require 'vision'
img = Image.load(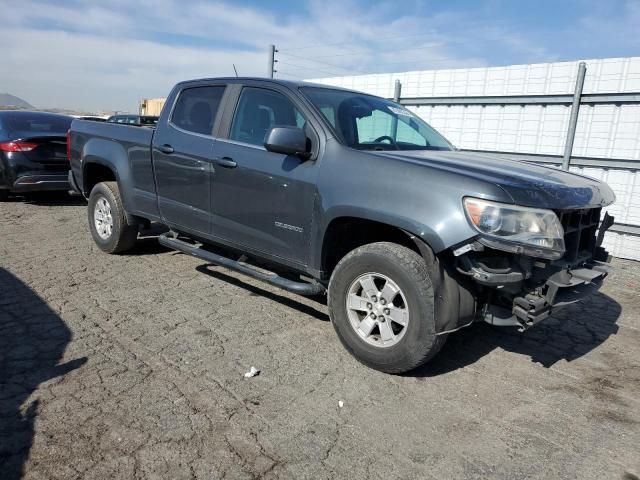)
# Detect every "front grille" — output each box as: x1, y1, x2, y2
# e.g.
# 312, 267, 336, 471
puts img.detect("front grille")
556, 208, 601, 264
